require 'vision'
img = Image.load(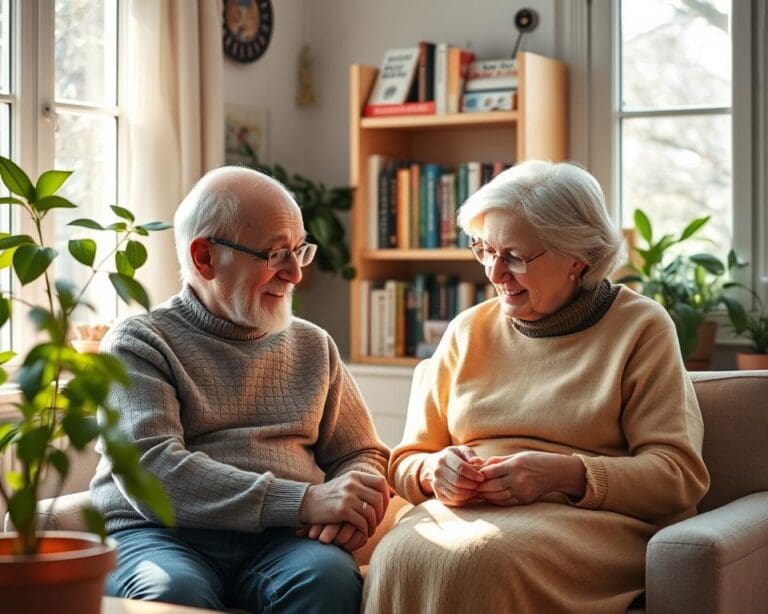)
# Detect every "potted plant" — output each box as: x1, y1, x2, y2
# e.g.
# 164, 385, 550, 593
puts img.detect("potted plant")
0, 156, 175, 613
235, 141, 356, 279
619, 209, 747, 369
727, 293, 768, 369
